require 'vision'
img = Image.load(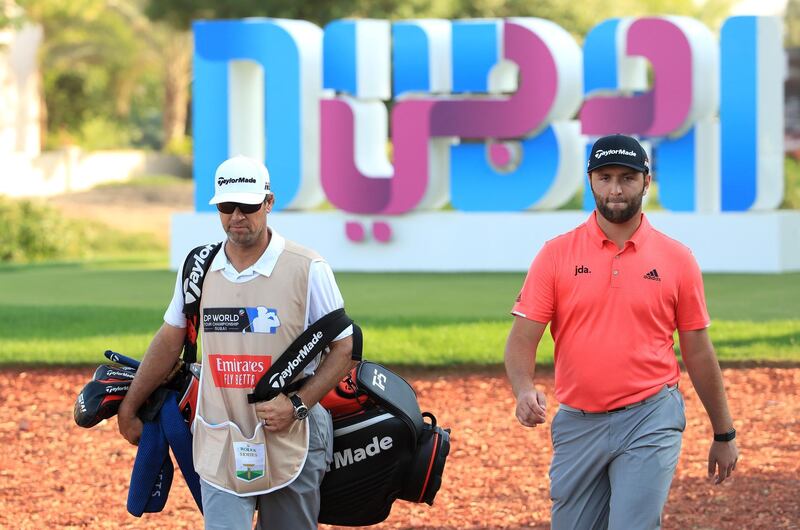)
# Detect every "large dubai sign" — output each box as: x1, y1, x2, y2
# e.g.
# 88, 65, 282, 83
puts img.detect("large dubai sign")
171, 15, 800, 272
